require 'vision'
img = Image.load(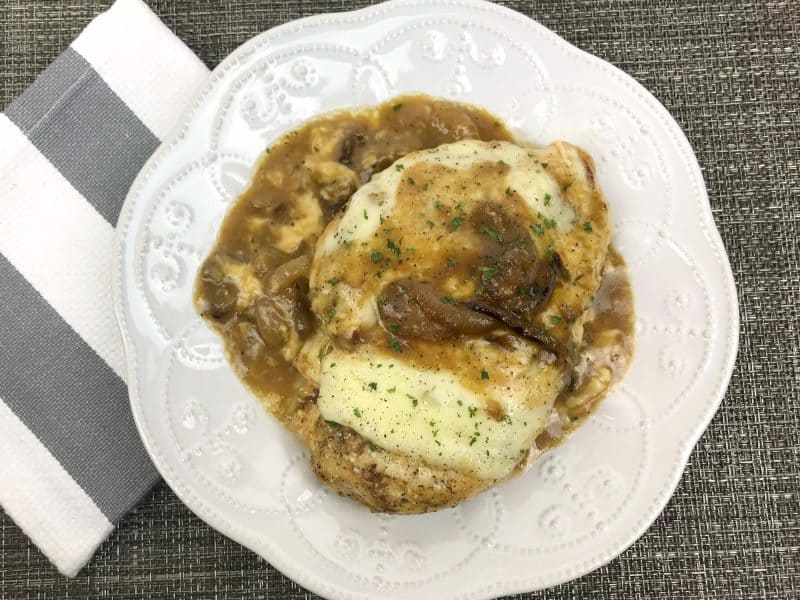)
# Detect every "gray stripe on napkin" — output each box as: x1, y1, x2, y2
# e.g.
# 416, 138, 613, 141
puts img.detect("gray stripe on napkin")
5, 48, 159, 226
0, 254, 159, 520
